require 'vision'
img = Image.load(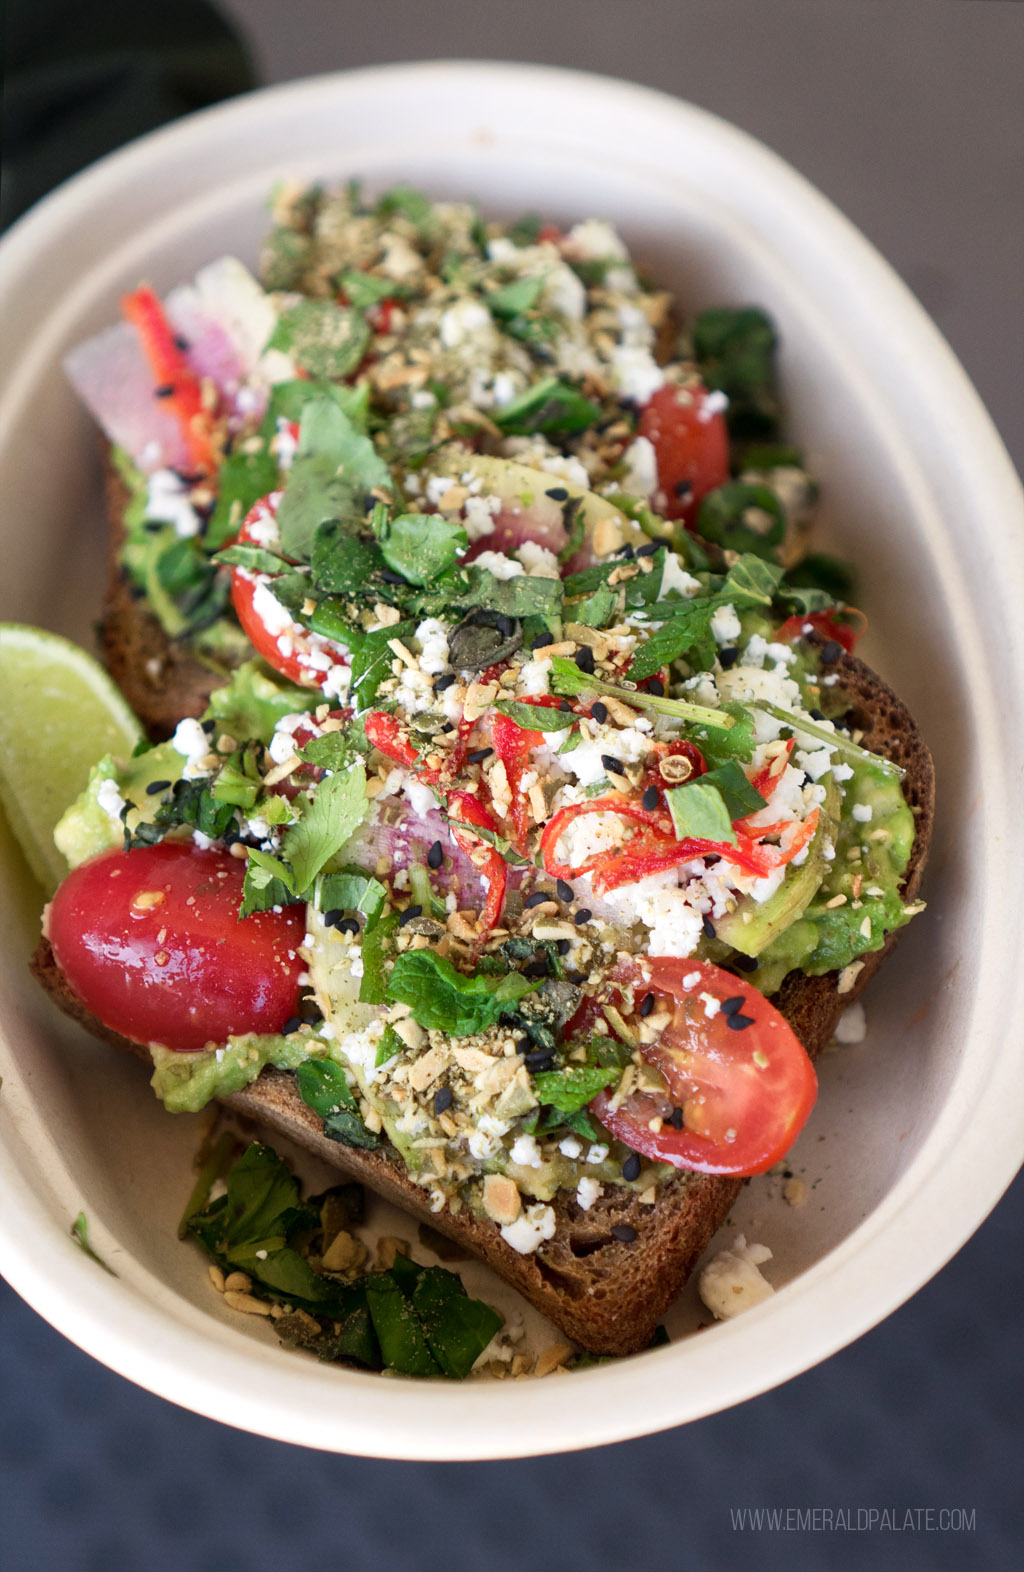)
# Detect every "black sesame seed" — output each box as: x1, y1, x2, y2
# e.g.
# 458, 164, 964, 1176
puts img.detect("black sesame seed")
524, 1047, 555, 1072
556, 938, 571, 956
718, 646, 739, 669
591, 701, 609, 724
300, 1000, 323, 1023
337, 918, 360, 937
616, 543, 635, 561
398, 904, 423, 926
559, 699, 572, 712
173, 334, 190, 352
145, 779, 171, 795
323, 908, 345, 927
574, 908, 592, 926
720, 995, 745, 1016
611, 1224, 637, 1243
467, 747, 493, 763
647, 677, 665, 696
820, 640, 842, 665
674, 479, 693, 499
702, 914, 717, 939
201, 719, 217, 735
153, 384, 175, 398
574, 646, 595, 675
439, 720, 454, 732
281, 1017, 302, 1036
532, 632, 552, 650
555, 879, 574, 903
434, 673, 456, 690
622, 1153, 641, 1182
635, 541, 660, 558
641, 785, 660, 811
809, 708, 826, 722
639, 992, 655, 1018
379, 569, 406, 585
427, 840, 444, 870
524, 890, 552, 908
725, 1012, 756, 1031
523, 960, 549, 979
732, 954, 758, 973
143, 520, 163, 533
567, 970, 586, 984
601, 754, 625, 775
545, 486, 569, 501
704, 853, 721, 866
668, 1106, 684, 1130
433, 1086, 453, 1115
